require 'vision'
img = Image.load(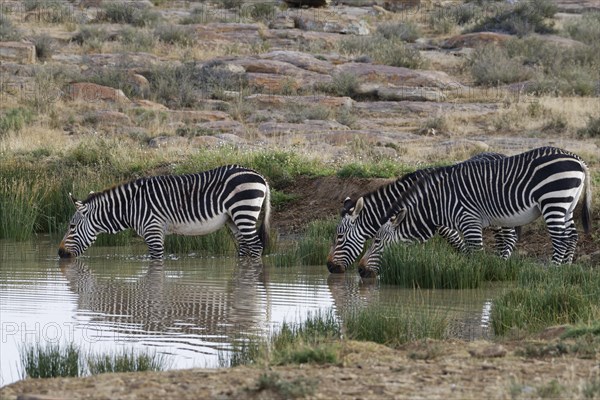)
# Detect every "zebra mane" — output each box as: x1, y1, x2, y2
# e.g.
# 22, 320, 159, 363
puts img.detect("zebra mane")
82, 177, 142, 204
382, 164, 454, 220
